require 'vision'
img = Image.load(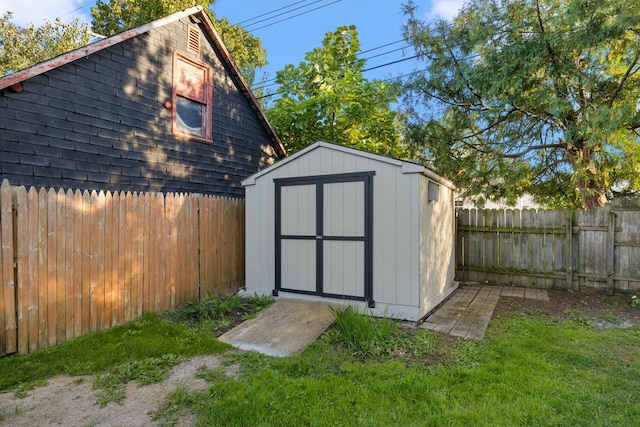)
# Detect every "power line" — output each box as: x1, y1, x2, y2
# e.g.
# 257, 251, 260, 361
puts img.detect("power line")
252, 45, 414, 90
362, 55, 419, 72
254, 56, 423, 99
359, 39, 405, 55
239, 0, 312, 25
361, 46, 411, 61
243, 0, 328, 29
56, 0, 94, 21
248, 0, 343, 32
